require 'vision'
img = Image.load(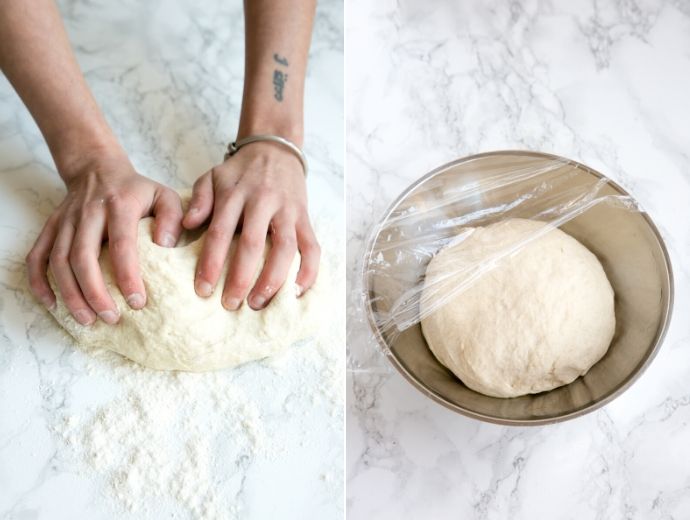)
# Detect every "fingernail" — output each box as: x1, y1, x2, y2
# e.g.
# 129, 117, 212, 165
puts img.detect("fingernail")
188, 206, 199, 214
196, 281, 213, 297
74, 309, 95, 326
250, 294, 266, 309
295, 285, 305, 297
126, 293, 145, 309
223, 297, 241, 310
161, 232, 176, 248
43, 297, 56, 311
98, 309, 120, 325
